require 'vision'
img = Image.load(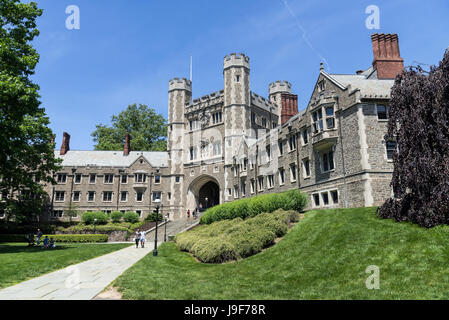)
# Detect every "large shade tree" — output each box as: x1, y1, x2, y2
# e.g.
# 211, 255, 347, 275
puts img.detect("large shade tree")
378, 49, 449, 227
0, 0, 61, 222
91, 104, 167, 151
